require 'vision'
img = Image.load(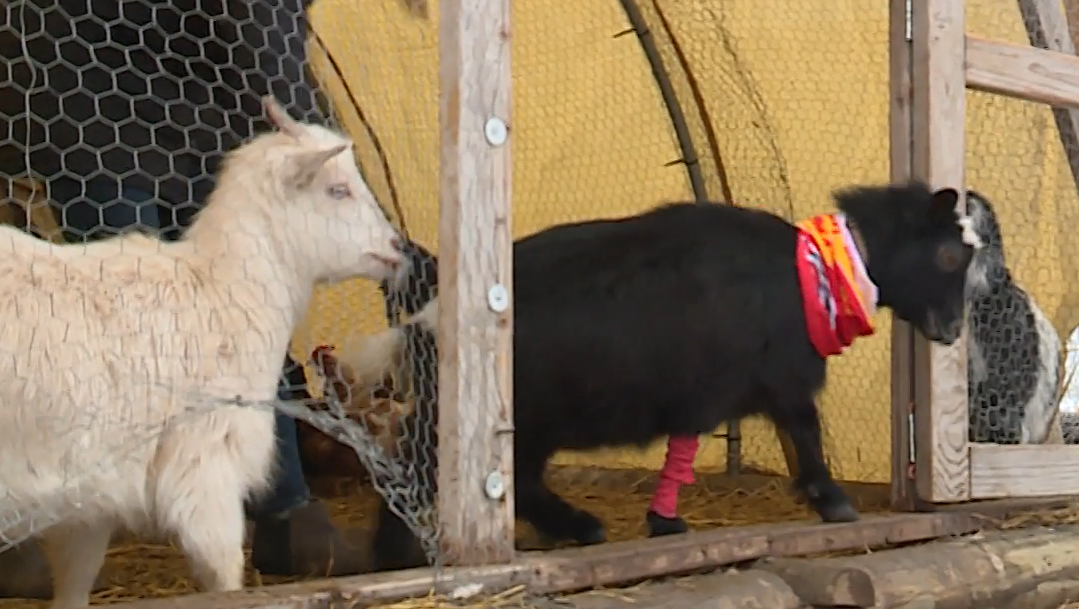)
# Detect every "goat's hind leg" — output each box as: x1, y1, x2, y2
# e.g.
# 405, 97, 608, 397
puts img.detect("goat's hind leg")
158, 473, 246, 592
771, 401, 858, 523
43, 520, 113, 609
516, 456, 605, 546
